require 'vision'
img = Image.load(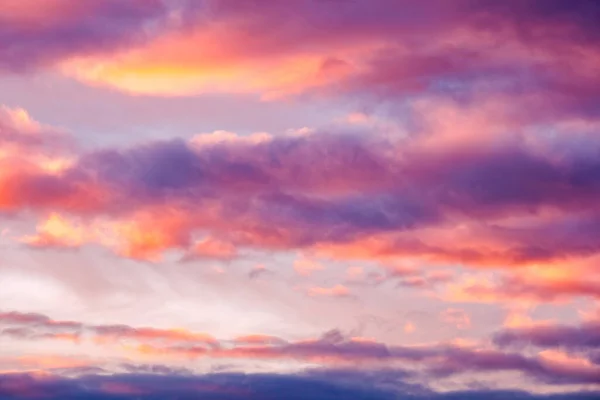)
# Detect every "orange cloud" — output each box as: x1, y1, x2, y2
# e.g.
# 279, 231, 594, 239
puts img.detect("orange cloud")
59, 24, 372, 98
446, 267, 600, 305
112, 213, 190, 261
21, 213, 87, 248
